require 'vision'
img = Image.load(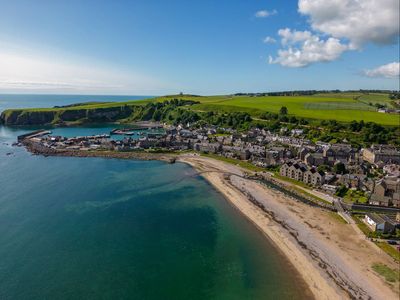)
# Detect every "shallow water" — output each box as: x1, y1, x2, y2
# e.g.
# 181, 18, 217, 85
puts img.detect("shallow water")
0, 95, 311, 299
